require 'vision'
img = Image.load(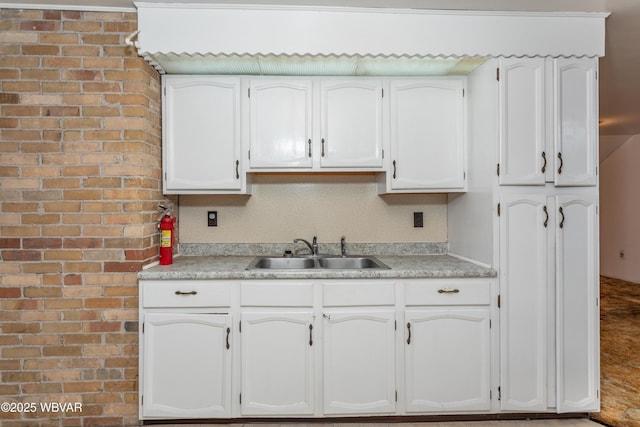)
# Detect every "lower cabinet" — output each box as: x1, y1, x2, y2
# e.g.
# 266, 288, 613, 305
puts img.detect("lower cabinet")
139, 279, 505, 420
404, 308, 491, 412
323, 310, 396, 415
141, 312, 232, 418
240, 312, 315, 415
